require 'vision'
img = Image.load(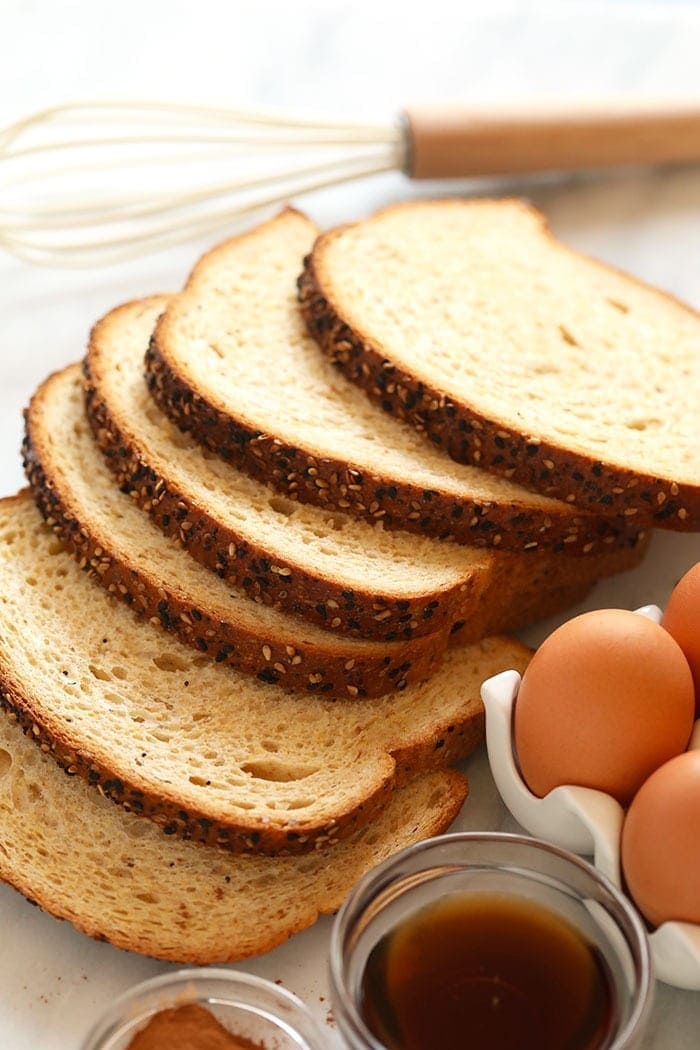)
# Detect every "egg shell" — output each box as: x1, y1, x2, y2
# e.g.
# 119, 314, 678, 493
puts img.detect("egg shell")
514, 608, 695, 807
663, 562, 700, 715
621, 751, 700, 927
